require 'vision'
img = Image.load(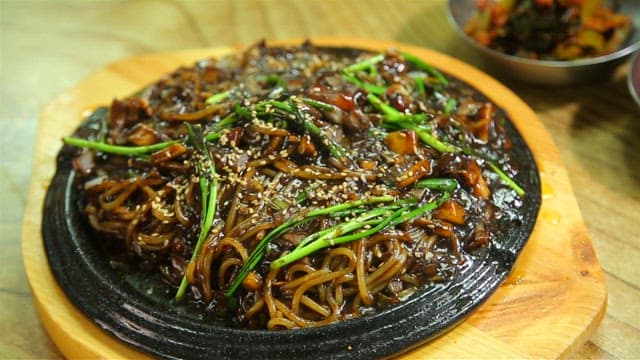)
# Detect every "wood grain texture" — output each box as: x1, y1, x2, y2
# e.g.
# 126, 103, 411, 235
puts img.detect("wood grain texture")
3, 0, 639, 358
22, 38, 606, 359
